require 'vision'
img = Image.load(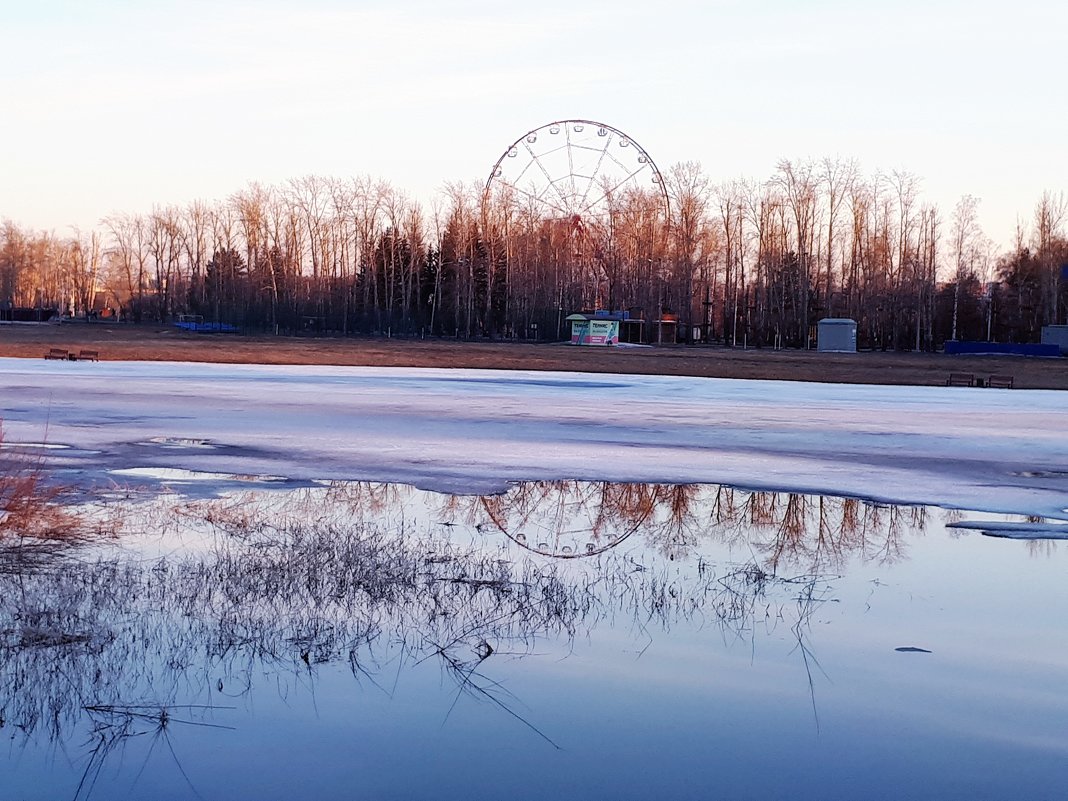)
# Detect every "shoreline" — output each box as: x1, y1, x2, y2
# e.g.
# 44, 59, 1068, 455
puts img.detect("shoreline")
1, 321, 1067, 389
